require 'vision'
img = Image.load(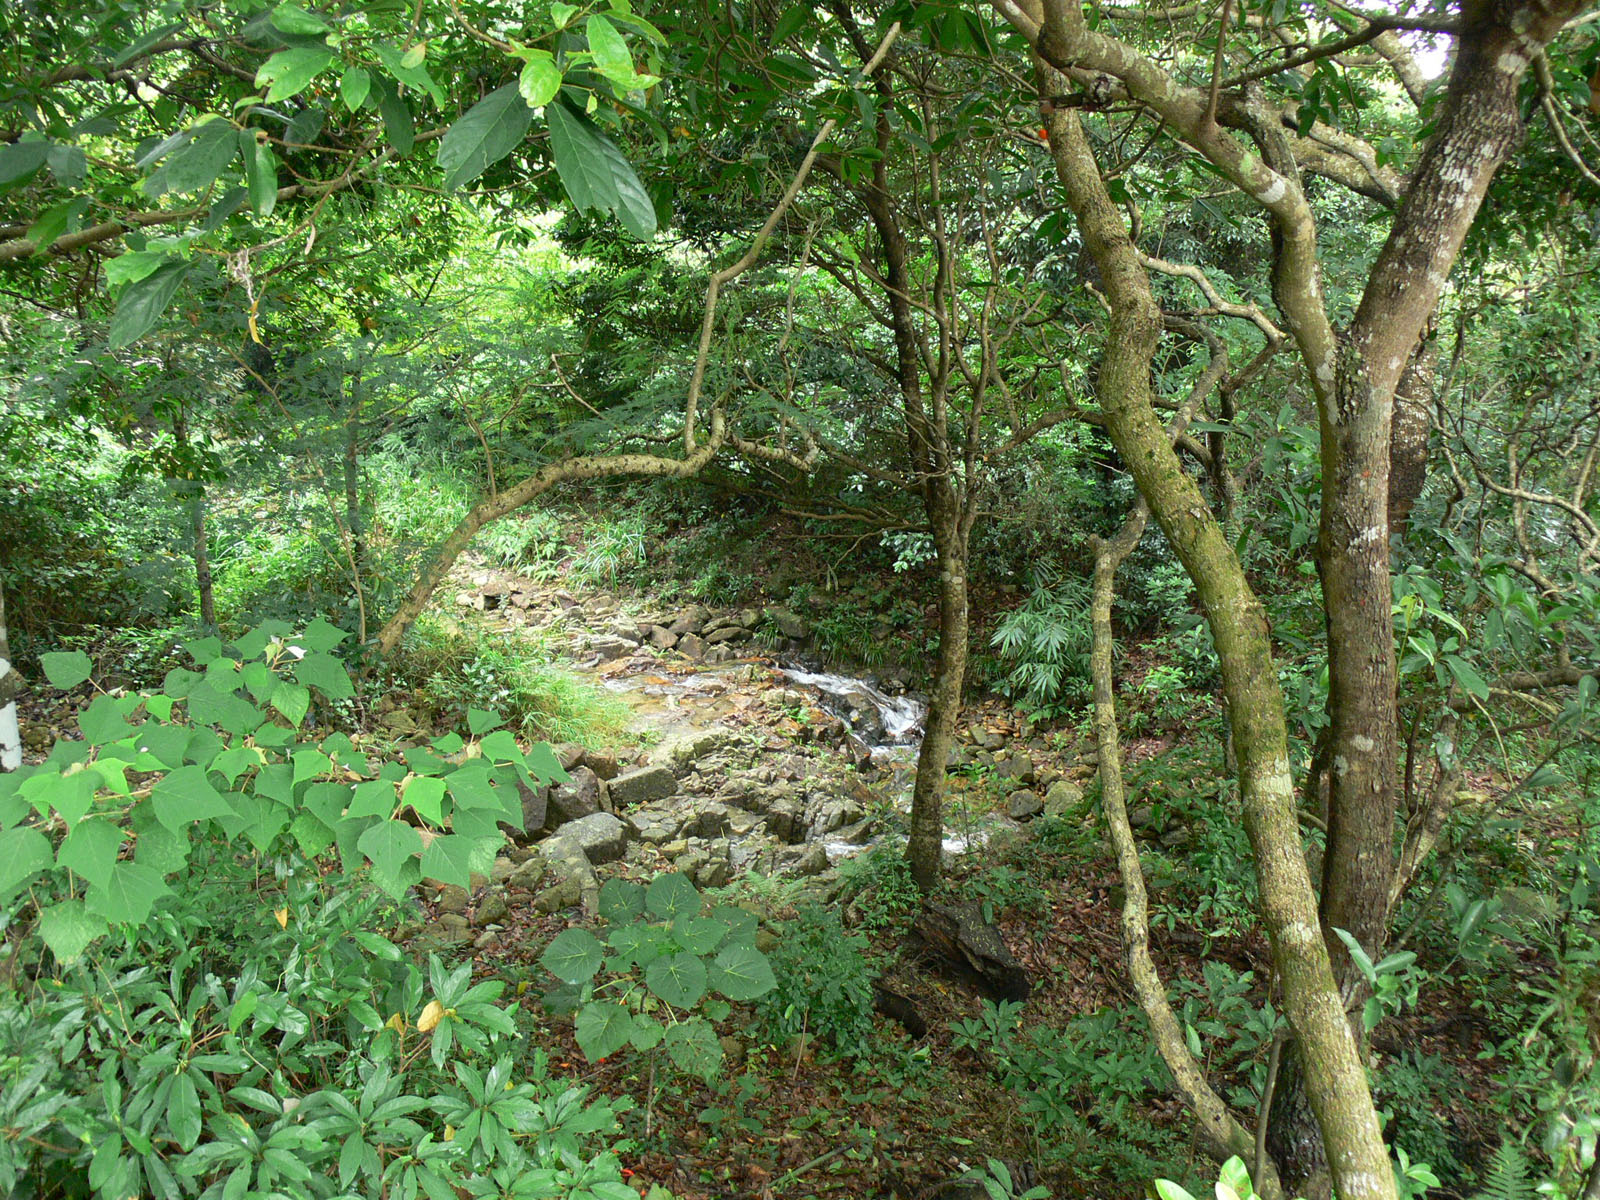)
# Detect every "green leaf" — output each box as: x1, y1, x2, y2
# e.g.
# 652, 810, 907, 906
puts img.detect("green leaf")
599, 877, 645, 922
645, 952, 707, 1009
466, 708, 502, 736
663, 1017, 721, 1080
357, 820, 423, 895
272, 680, 311, 727
1331, 927, 1377, 985
645, 872, 701, 921
1153, 1183, 1198, 1200
630, 1019, 664, 1051
419, 834, 478, 887
585, 15, 635, 85
1218, 1158, 1252, 1197
152, 764, 234, 831
541, 928, 604, 984
1443, 654, 1490, 701
270, 3, 330, 35
518, 55, 562, 108
145, 119, 237, 197
86, 862, 172, 926
170, 1074, 202, 1150
551, 2, 578, 27
240, 131, 279, 217
437, 84, 532, 190
375, 80, 415, 155
0, 138, 50, 187
1524, 762, 1564, 789
109, 260, 191, 348
574, 1001, 635, 1061
293, 618, 349, 653
39, 899, 108, 964
403, 775, 446, 824
340, 66, 372, 111
672, 914, 729, 955
294, 650, 354, 700
79, 695, 131, 744
709, 943, 776, 1000
23, 769, 97, 825
373, 43, 444, 106
0, 826, 52, 899
41, 650, 94, 689
256, 47, 336, 104
27, 197, 88, 252
58, 818, 124, 889
545, 101, 657, 239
